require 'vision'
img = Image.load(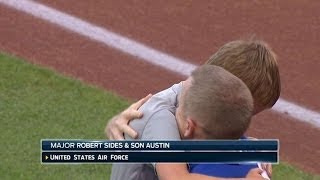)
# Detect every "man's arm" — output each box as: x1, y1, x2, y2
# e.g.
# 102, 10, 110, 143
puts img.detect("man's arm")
156, 163, 266, 180
105, 94, 152, 140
